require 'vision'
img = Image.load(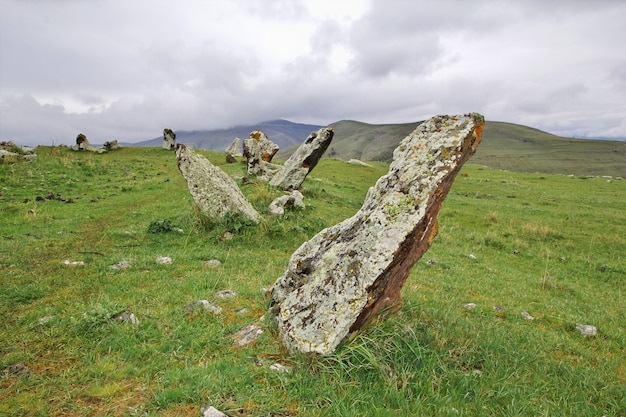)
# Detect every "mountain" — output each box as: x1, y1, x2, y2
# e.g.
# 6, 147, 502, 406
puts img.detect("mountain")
130, 119, 324, 151
131, 118, 625, 178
